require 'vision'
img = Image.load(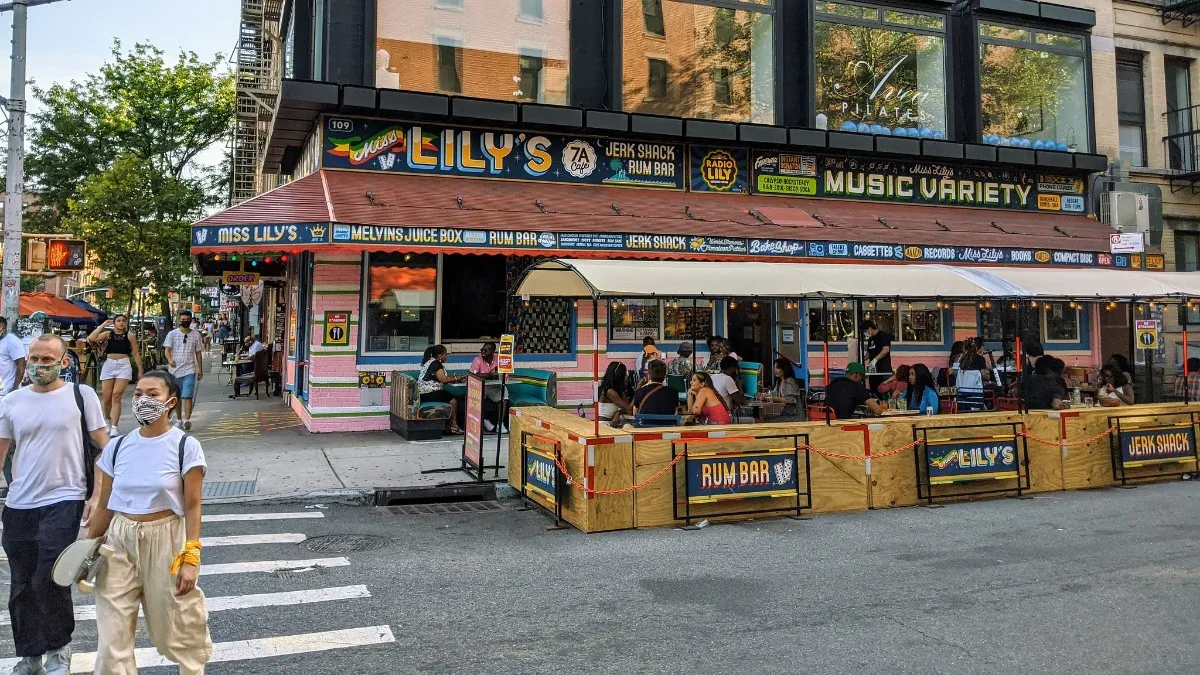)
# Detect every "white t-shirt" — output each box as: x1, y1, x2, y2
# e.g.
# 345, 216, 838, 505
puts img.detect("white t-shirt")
163, 328, 202, 377
0, 383, 105, 509
708, 372, 741, 409
247, 340, 265, 357
97, 427, 206, 517
0, 333, 26, 396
